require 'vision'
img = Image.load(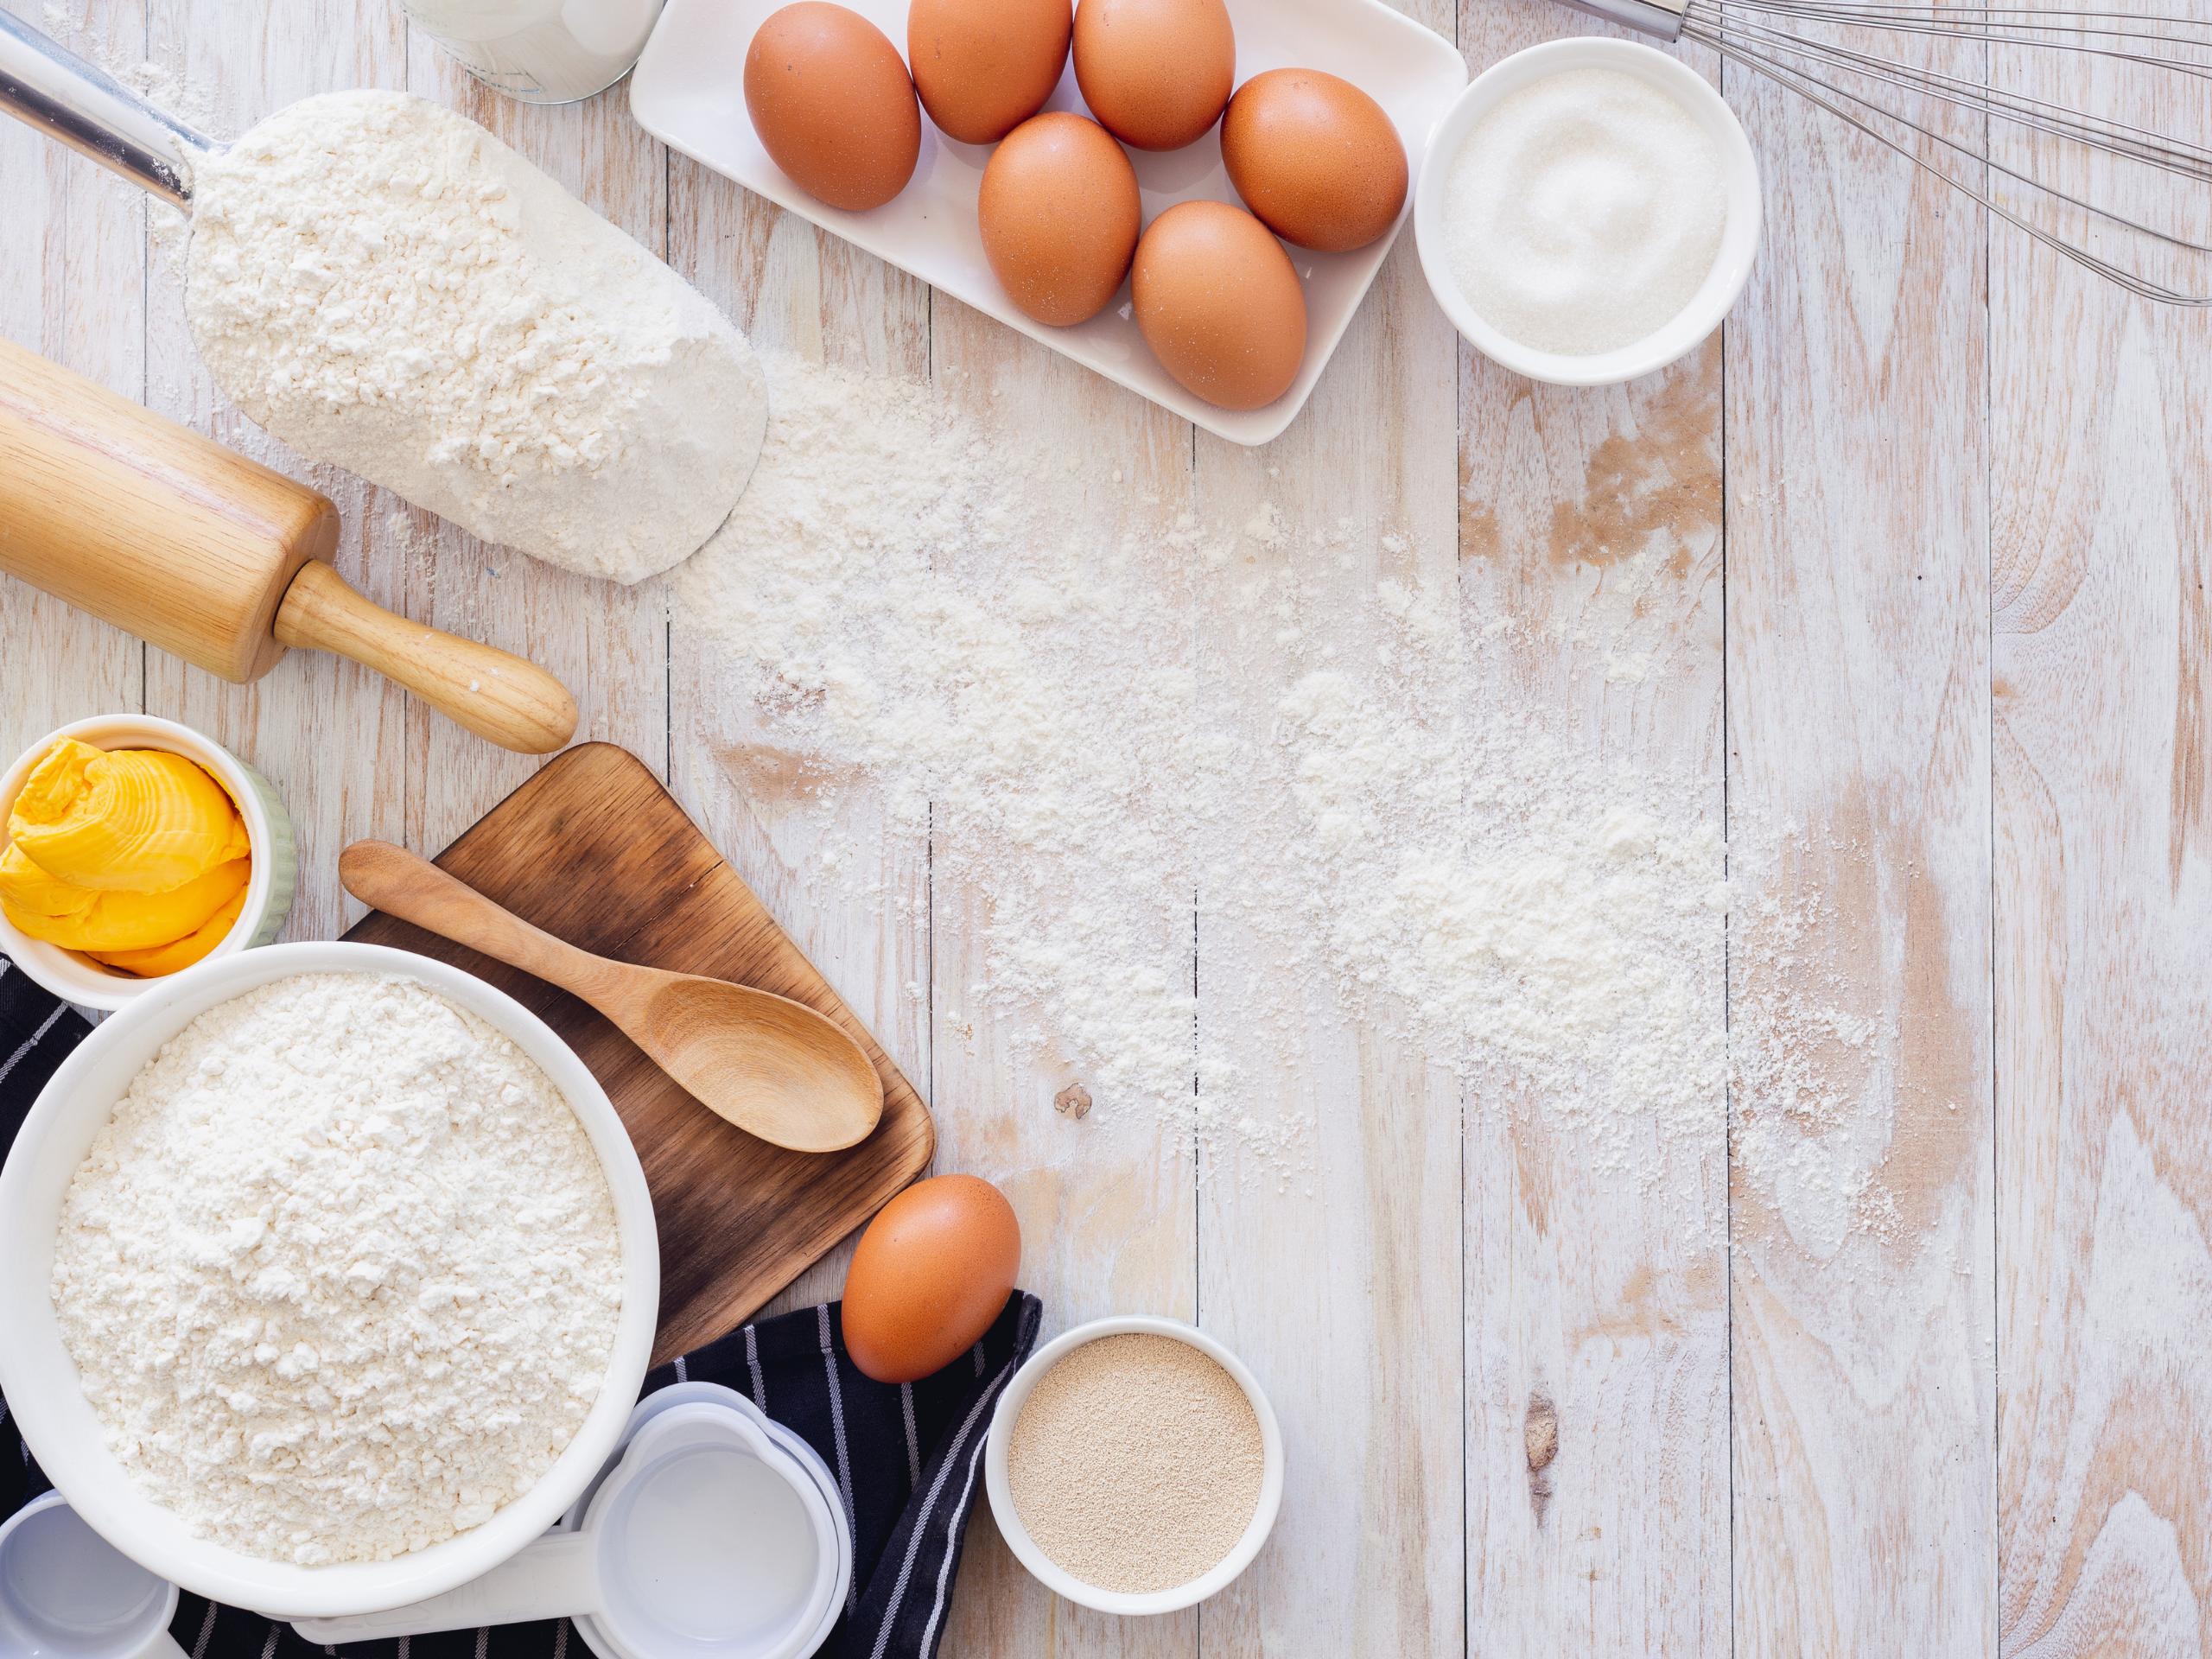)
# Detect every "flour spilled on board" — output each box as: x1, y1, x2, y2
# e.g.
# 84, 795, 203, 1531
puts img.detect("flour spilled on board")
676, 355, 1870, 1217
